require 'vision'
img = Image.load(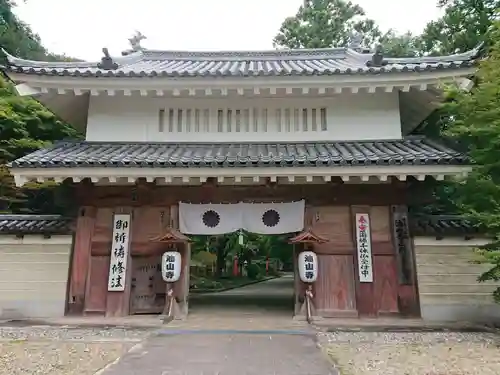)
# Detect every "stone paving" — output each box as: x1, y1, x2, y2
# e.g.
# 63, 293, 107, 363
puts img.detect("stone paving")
100, 331, 334, 375
100, 275, 335, 374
